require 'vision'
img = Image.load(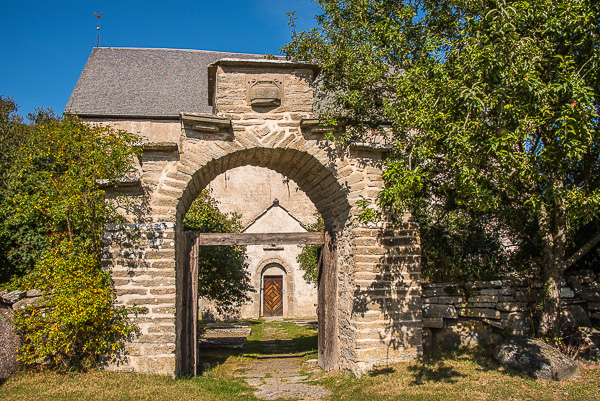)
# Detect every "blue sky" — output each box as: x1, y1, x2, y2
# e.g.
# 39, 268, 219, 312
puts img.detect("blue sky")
0, 0, 319, 118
